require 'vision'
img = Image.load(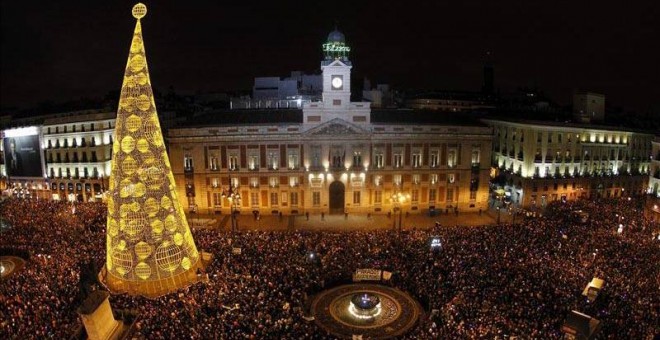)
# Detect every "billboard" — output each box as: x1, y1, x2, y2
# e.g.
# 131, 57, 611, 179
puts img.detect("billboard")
3, 127, 45, 178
